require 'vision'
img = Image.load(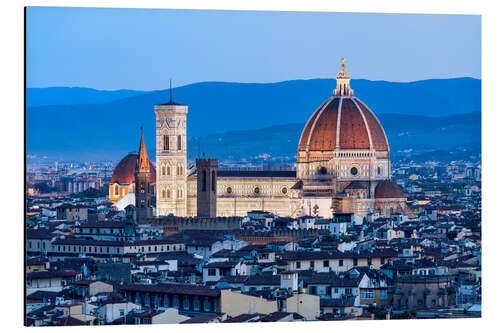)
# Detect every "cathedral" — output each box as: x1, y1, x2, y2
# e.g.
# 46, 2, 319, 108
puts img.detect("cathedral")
111, 59, 407, 219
